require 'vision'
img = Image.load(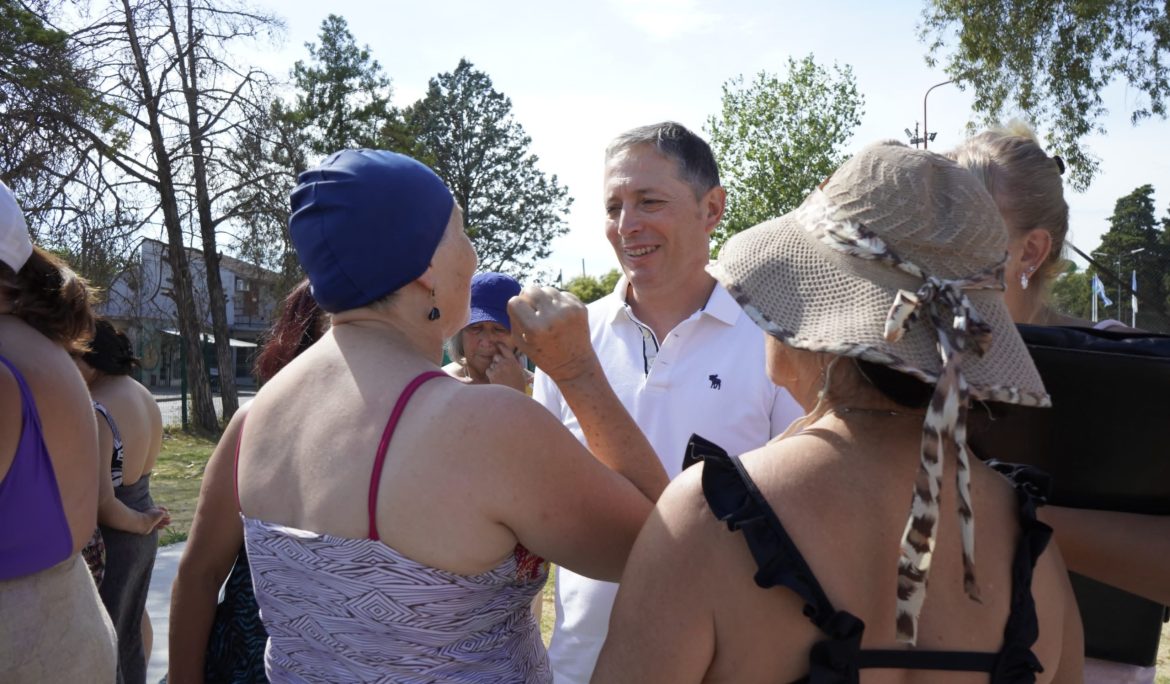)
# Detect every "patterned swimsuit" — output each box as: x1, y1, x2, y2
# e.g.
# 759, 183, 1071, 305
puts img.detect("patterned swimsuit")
239, 371, 550, 683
